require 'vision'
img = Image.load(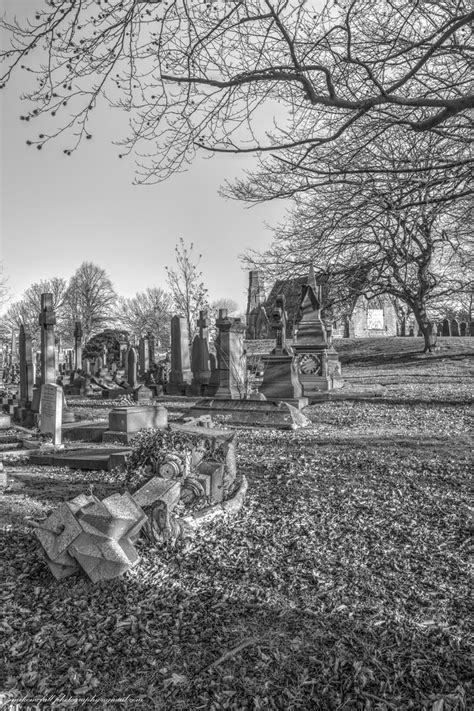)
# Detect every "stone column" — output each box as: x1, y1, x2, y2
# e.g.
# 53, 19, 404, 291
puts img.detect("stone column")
148, 332, 156, 366
213, 310, 247, 399
74, 322, 83, 370
167, 316, 192, 395
11, 331, 18, 365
